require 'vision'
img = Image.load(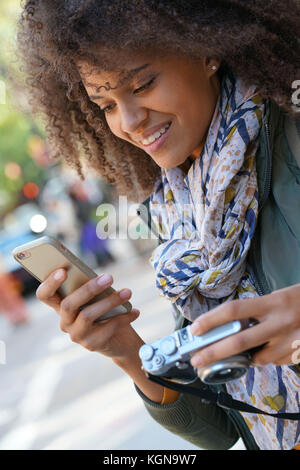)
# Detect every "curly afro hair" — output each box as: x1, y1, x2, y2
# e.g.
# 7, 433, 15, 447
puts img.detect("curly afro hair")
16, 0, 300, 202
